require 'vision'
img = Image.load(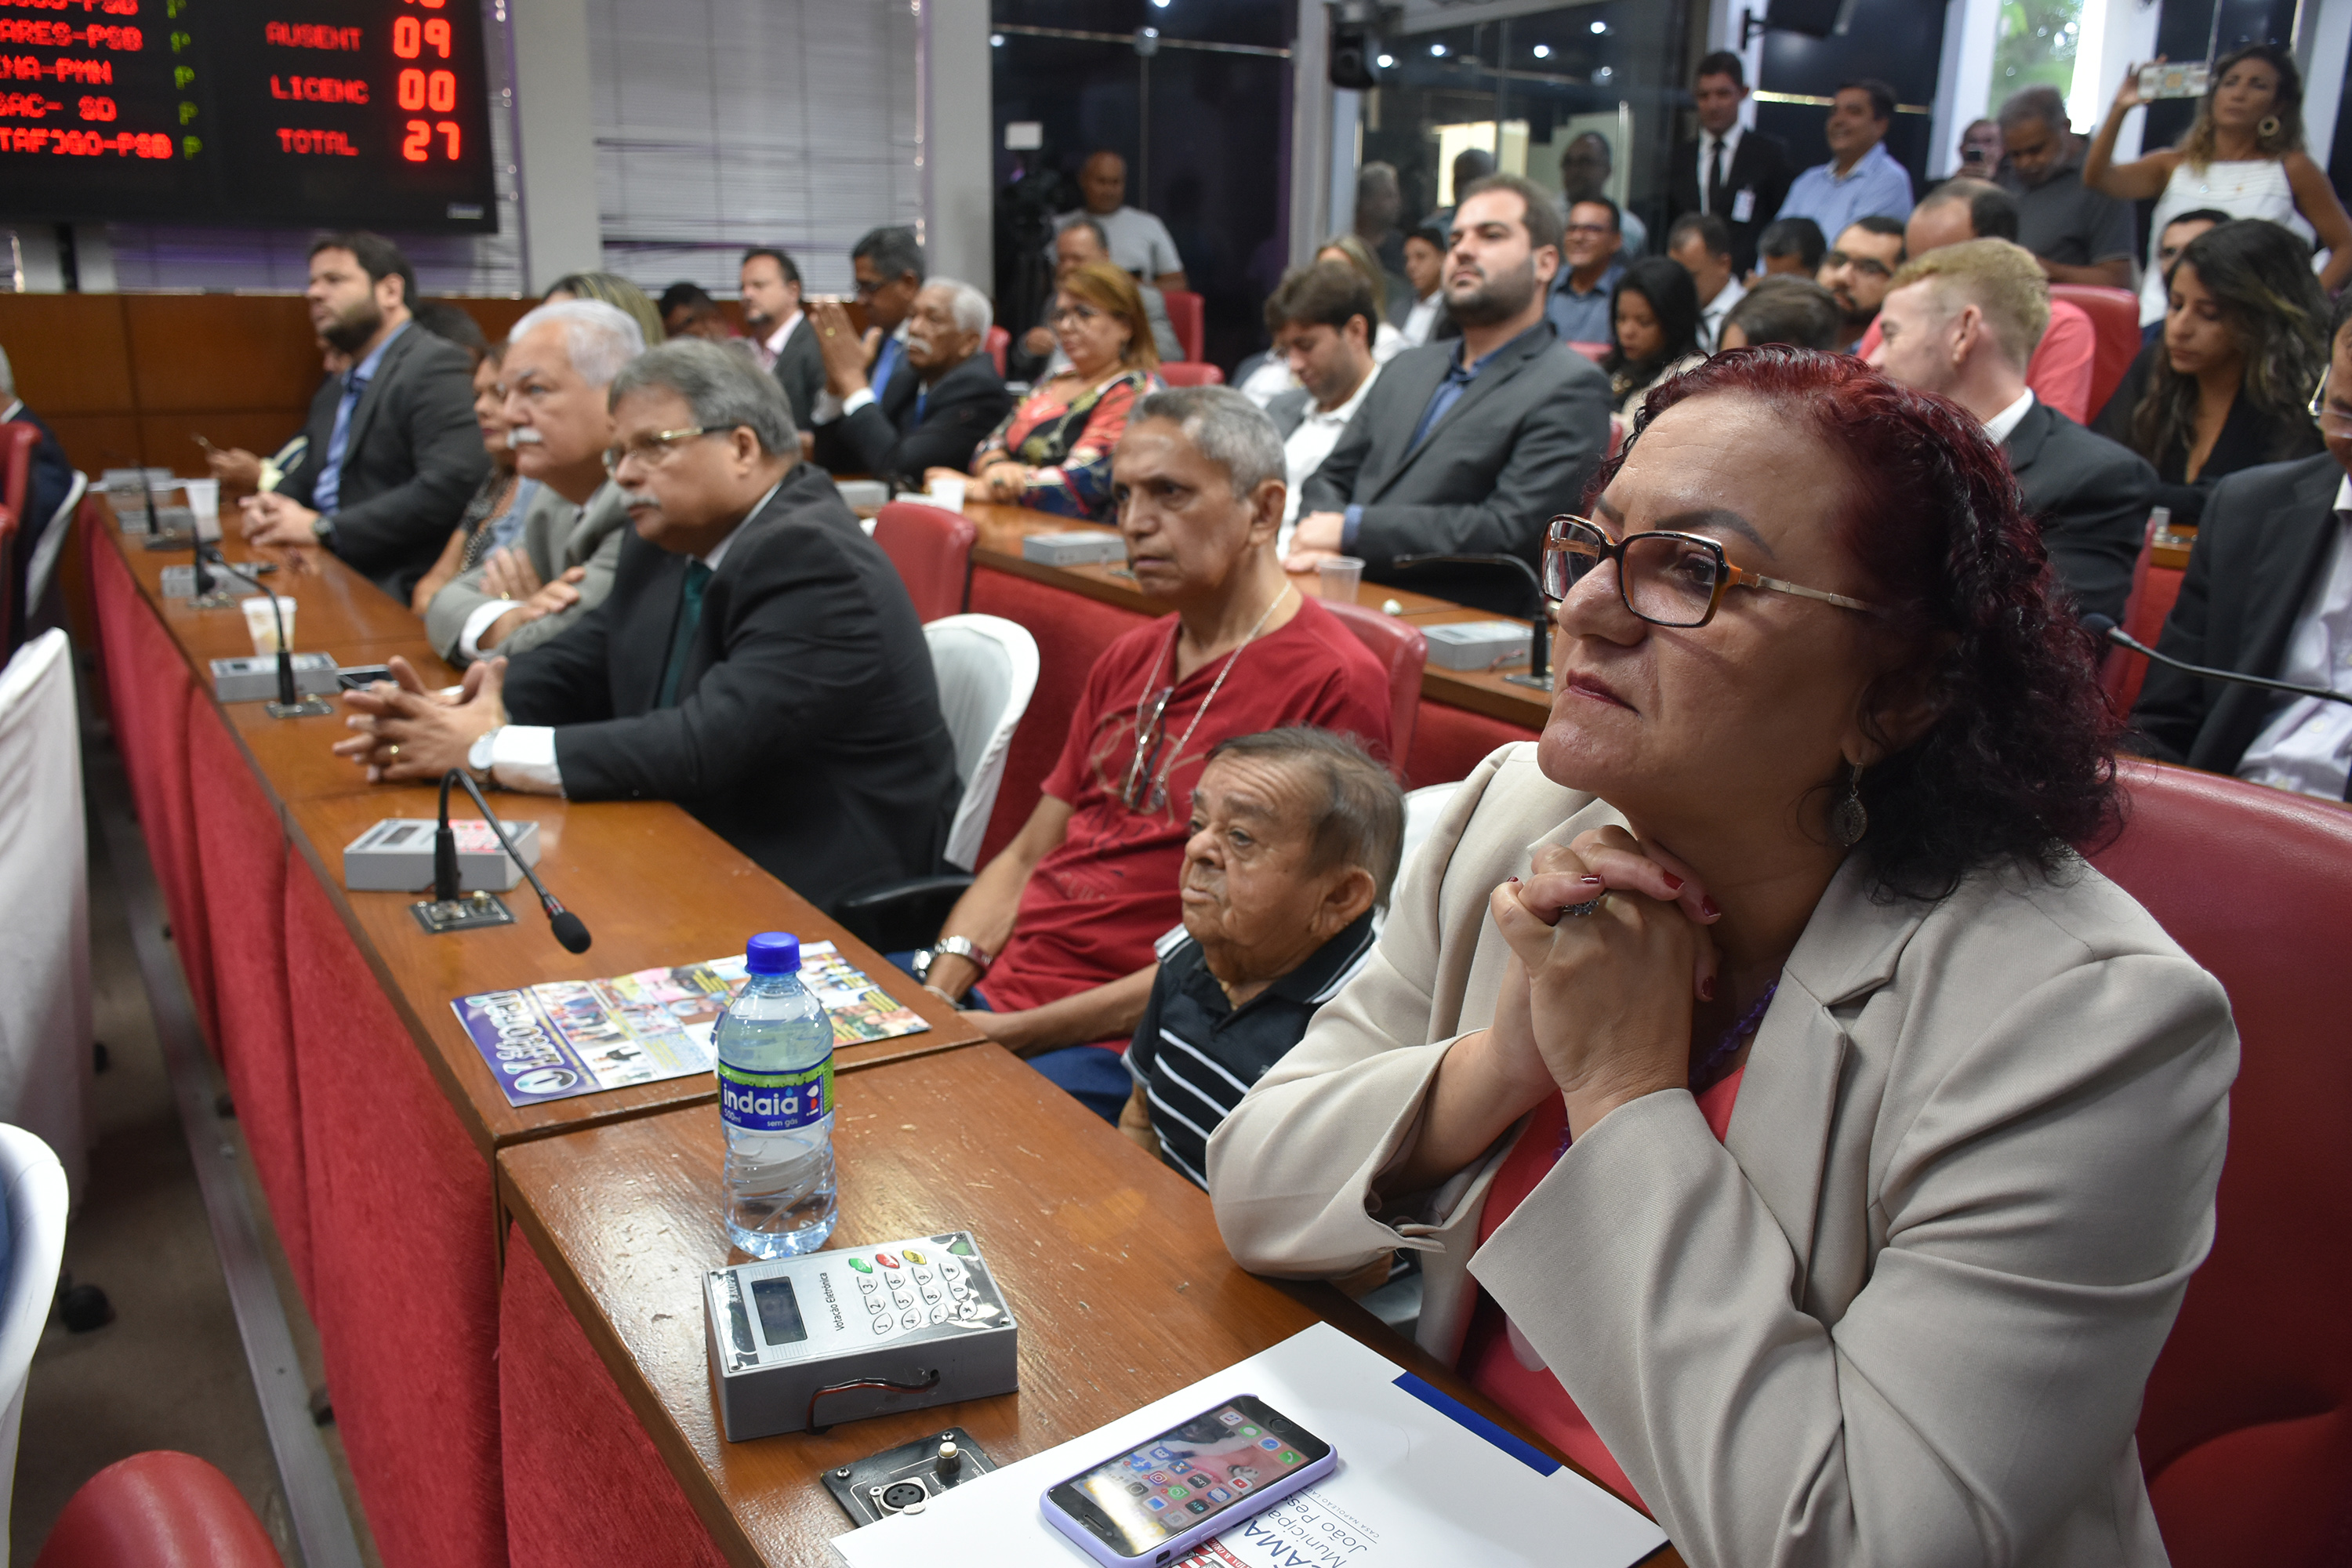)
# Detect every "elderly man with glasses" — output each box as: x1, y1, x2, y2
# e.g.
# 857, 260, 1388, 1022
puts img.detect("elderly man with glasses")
333, 338, 962, 911
909, 386, 1395, 1120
